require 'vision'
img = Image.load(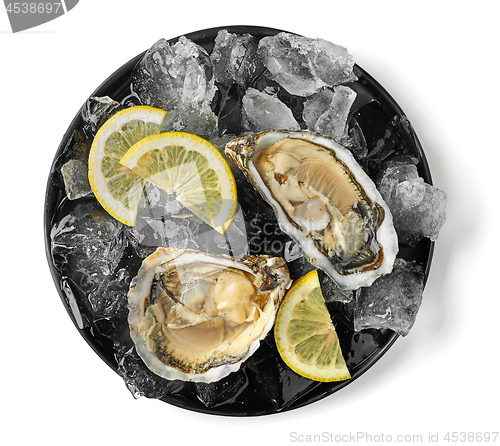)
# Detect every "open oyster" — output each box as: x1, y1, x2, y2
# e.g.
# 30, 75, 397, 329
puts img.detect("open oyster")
225, 130, 398, 290
127, 247, 291, 382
